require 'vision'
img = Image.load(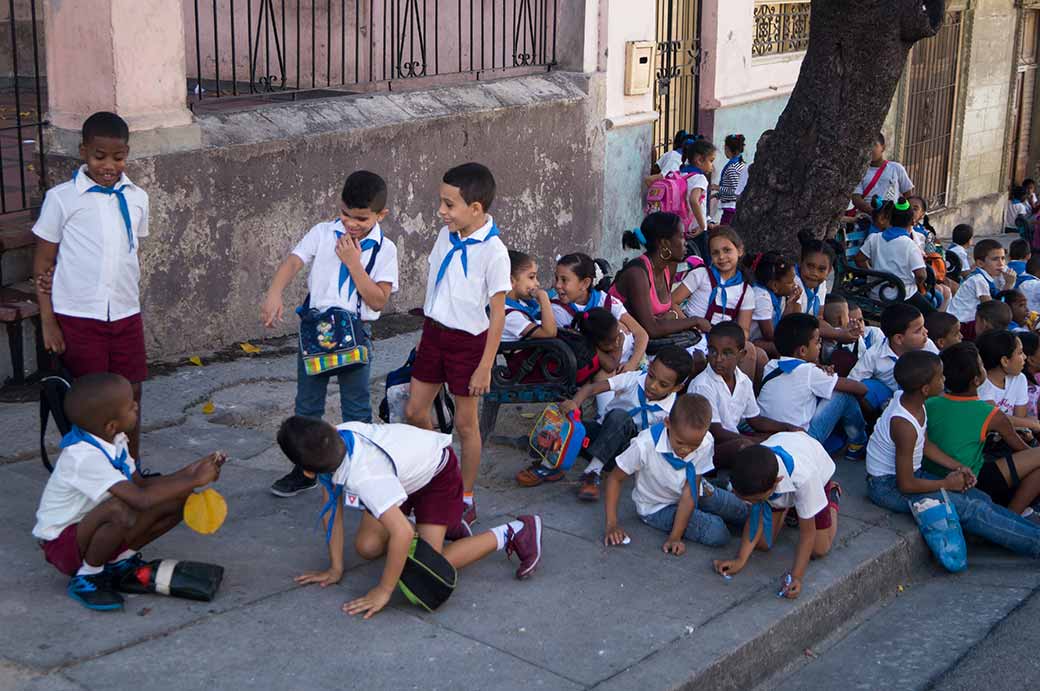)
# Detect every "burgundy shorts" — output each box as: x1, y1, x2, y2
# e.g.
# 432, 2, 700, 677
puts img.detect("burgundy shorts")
813, 501, 834, 530
401, 448, 464, 528
40, 523, 83, 576
56, 313, 148, 384
411, 319, 488, 397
